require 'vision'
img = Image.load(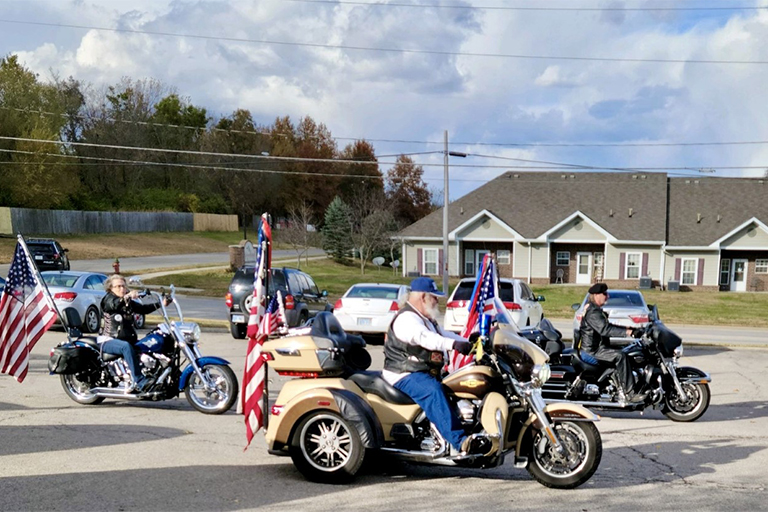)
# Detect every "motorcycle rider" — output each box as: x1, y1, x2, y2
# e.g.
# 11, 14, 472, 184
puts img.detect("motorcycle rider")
382, 277, 486, 455
99, 275, 171, 392
578, 282, 643, 404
